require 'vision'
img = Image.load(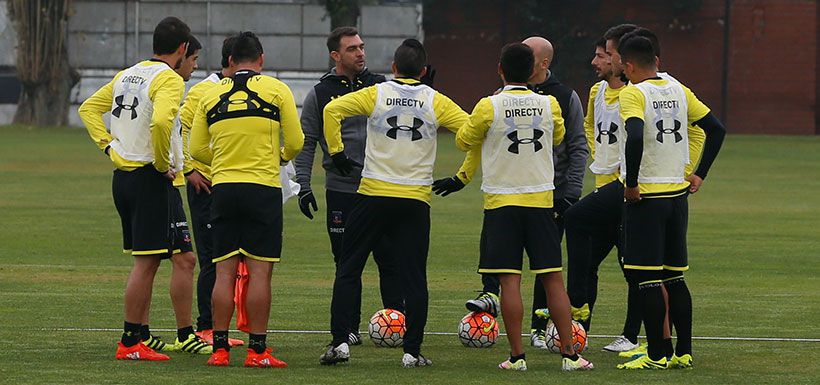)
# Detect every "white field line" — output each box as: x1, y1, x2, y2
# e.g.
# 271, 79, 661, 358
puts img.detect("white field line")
42, 327, 820, 343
